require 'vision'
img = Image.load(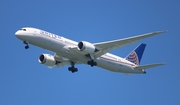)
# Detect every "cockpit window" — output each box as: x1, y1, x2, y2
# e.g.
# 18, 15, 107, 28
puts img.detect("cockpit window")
19, 28, 26, 31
